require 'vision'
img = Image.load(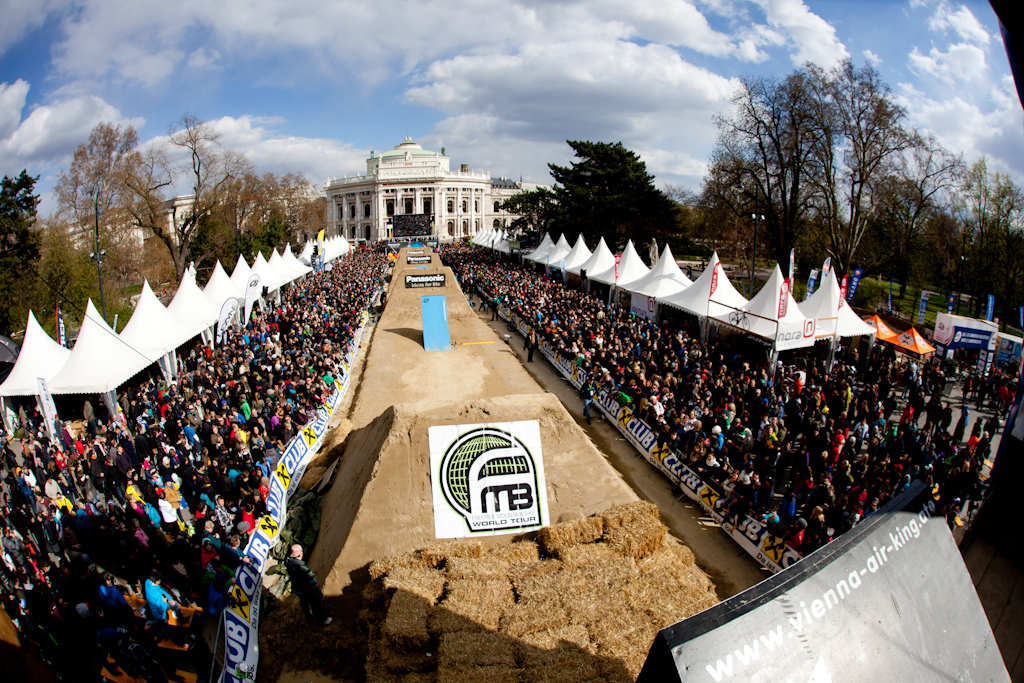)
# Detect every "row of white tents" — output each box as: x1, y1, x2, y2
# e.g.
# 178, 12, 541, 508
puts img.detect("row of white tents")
472, 229, 875, 364
0, 236, 352, 427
